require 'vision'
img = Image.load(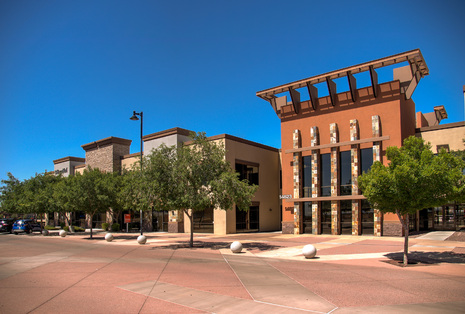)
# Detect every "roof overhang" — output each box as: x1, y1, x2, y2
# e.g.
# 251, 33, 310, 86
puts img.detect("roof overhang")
257, 49, 429, 115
